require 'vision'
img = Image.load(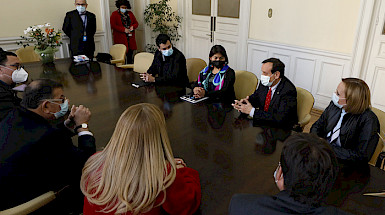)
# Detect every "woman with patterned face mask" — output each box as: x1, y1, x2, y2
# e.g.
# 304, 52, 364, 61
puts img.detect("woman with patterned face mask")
311, 78, 380, 167
192, 45, 235, 104
110, 0, 139, 64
